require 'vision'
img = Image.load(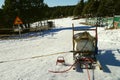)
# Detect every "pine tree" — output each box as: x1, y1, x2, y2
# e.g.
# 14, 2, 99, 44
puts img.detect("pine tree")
0, 9, 4, 27
114, 0, 120, 15
2, 0, 17, 27
73, 0, 84, 16
2, 0, 48, 28
82, 0, 100, 17
82, 0, 90, 15
89, 0, 100, 16
97, 0, 114, 16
